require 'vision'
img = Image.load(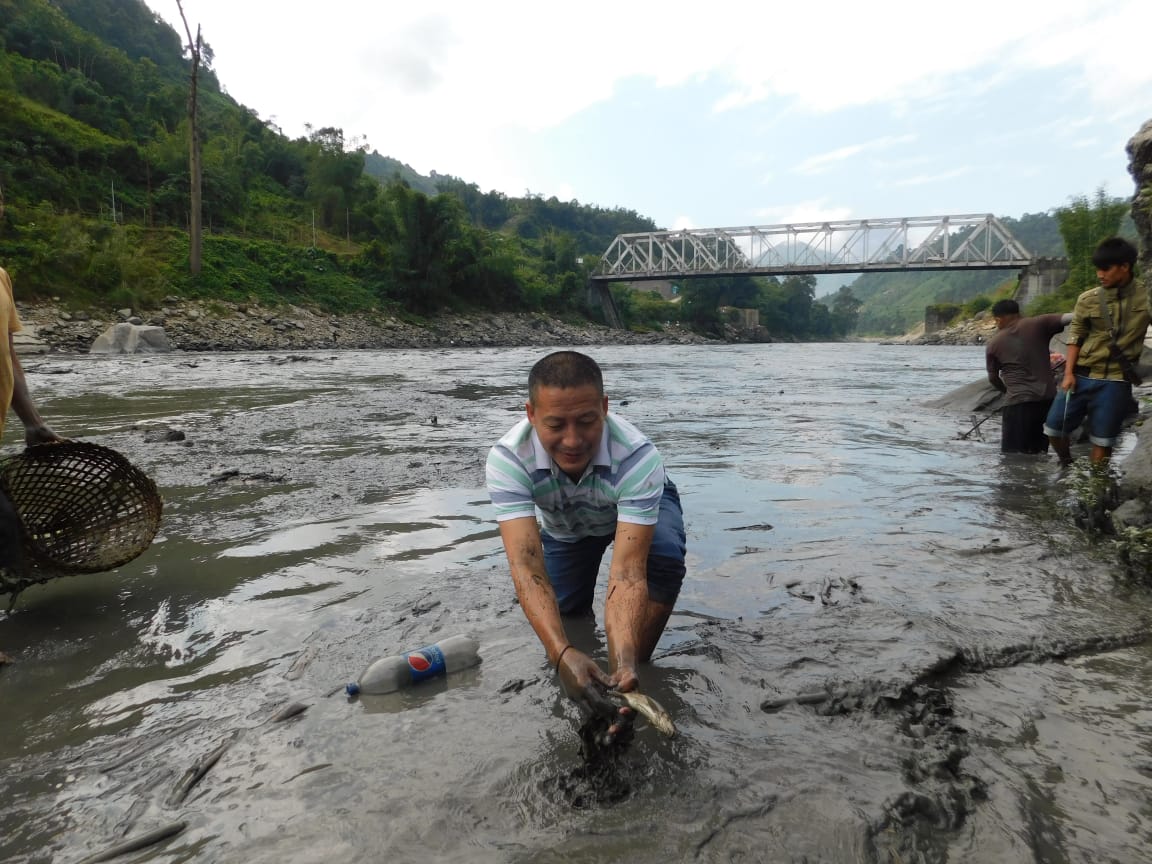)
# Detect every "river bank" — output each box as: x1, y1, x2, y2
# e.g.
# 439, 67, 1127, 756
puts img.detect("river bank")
12, 297, 714, 354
